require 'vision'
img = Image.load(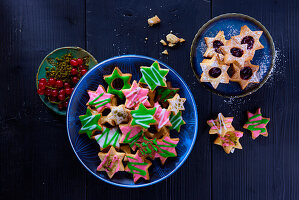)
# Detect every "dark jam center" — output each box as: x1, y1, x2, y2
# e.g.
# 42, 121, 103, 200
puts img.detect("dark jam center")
148, 125, 157, 133
240, 67, 253, 80
230, 48, 244, 57
213, 40, 224, 53
241, 36, 255, 50
112, 78, 124, 90
227, 64, 235, 78
209, 67, 222, 78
